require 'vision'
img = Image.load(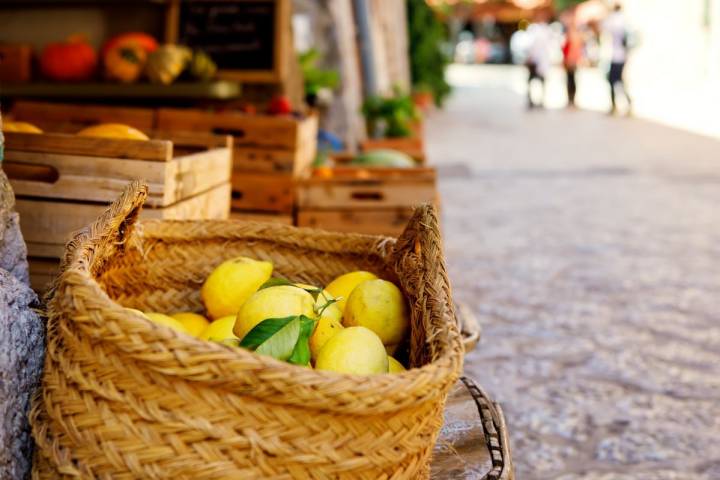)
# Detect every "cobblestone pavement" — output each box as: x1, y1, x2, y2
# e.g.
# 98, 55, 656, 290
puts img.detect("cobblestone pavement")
427, 65, 720, 479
